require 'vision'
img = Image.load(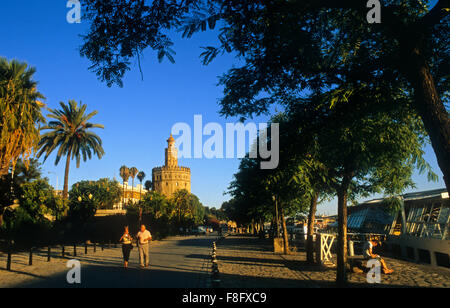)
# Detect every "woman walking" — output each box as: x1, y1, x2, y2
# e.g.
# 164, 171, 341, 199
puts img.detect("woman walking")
119, 226, 133, 268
